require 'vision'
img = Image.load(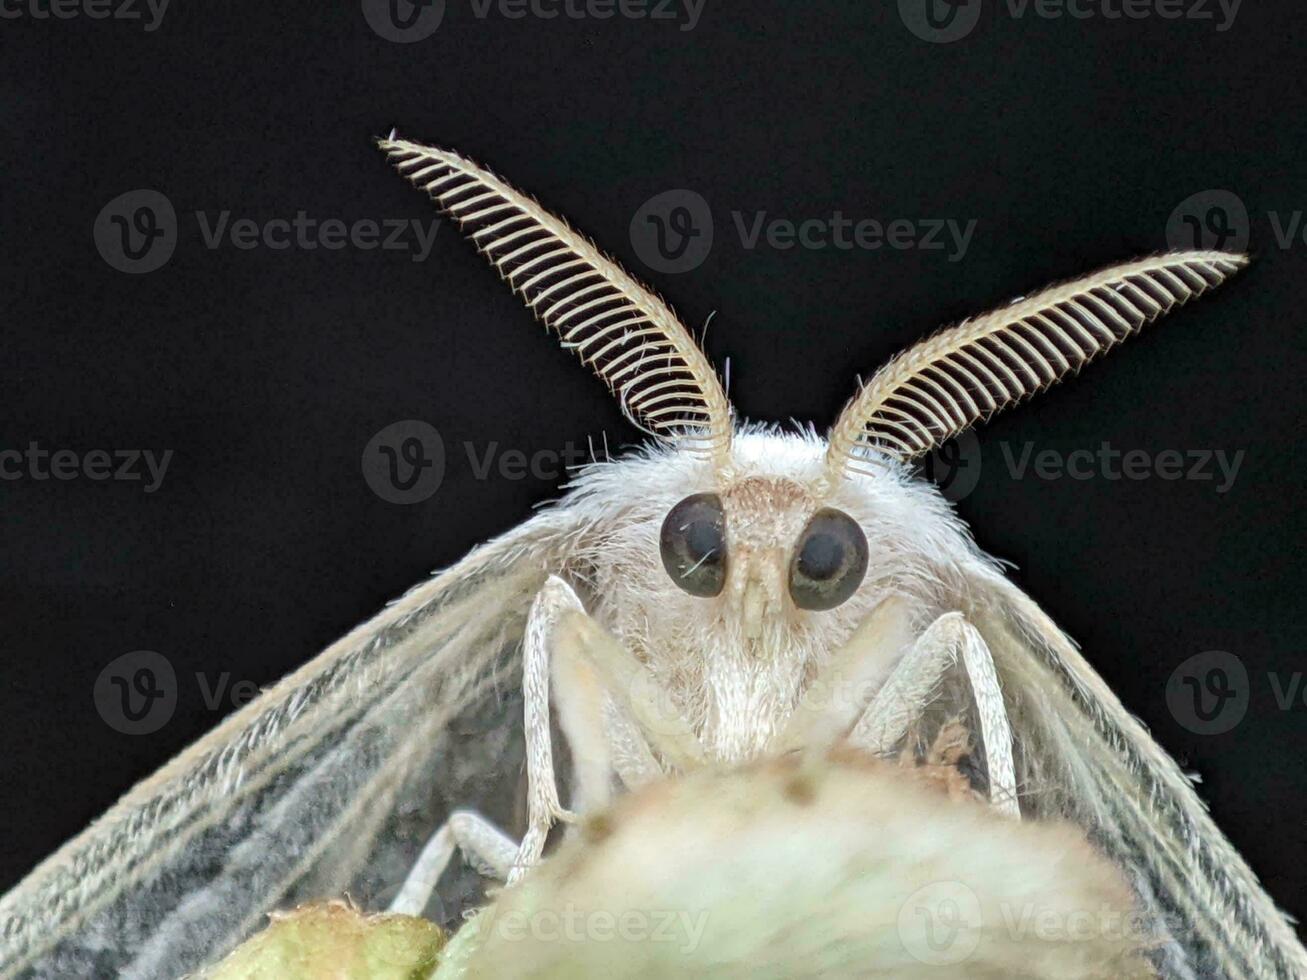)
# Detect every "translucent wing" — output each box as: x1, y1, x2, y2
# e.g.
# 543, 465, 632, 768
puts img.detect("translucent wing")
957, 565, 1307, 980
0, 510, 584, 979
